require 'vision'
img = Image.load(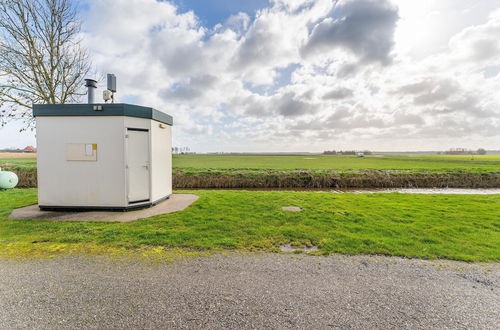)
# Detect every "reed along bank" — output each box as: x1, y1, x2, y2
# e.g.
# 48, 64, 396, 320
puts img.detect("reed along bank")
9, 168, 500, 189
